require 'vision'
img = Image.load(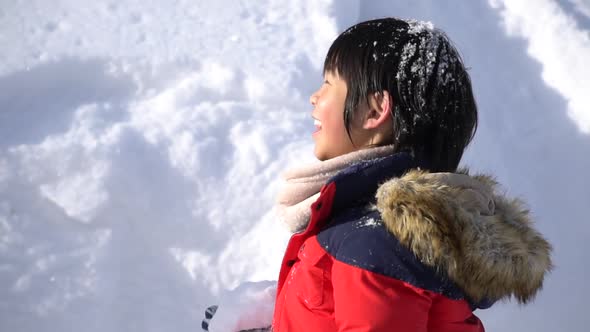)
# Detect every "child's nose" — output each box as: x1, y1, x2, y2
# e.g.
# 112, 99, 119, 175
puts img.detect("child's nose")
309, 92, 318, 106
